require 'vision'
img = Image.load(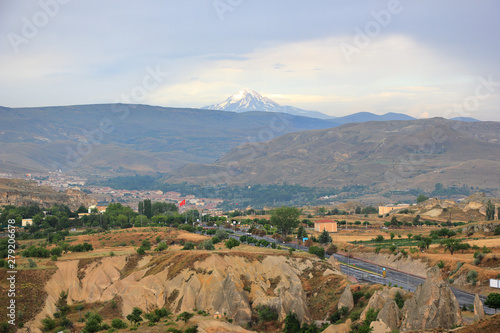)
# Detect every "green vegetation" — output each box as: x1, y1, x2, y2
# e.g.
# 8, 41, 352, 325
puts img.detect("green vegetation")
270, 206, 301, 238
308, 246, 325, 259
318, 229, 332, 244
225, 238, 240, 250
485, 293, 500, 313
